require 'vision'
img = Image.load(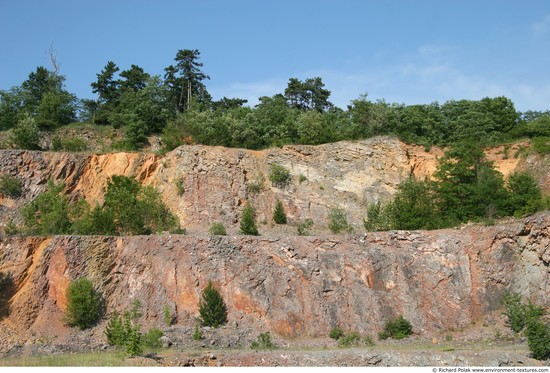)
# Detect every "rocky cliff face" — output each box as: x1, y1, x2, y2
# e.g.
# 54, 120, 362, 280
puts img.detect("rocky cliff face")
1, 213, 549, 350
0, 137, 547, 235
1, 137, 550, 357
